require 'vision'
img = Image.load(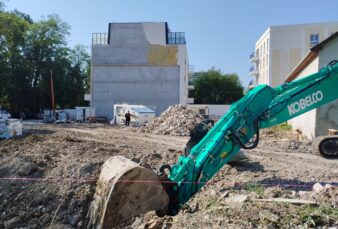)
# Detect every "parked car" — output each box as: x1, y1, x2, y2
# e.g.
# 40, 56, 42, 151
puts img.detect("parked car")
0, 110, 11, 119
